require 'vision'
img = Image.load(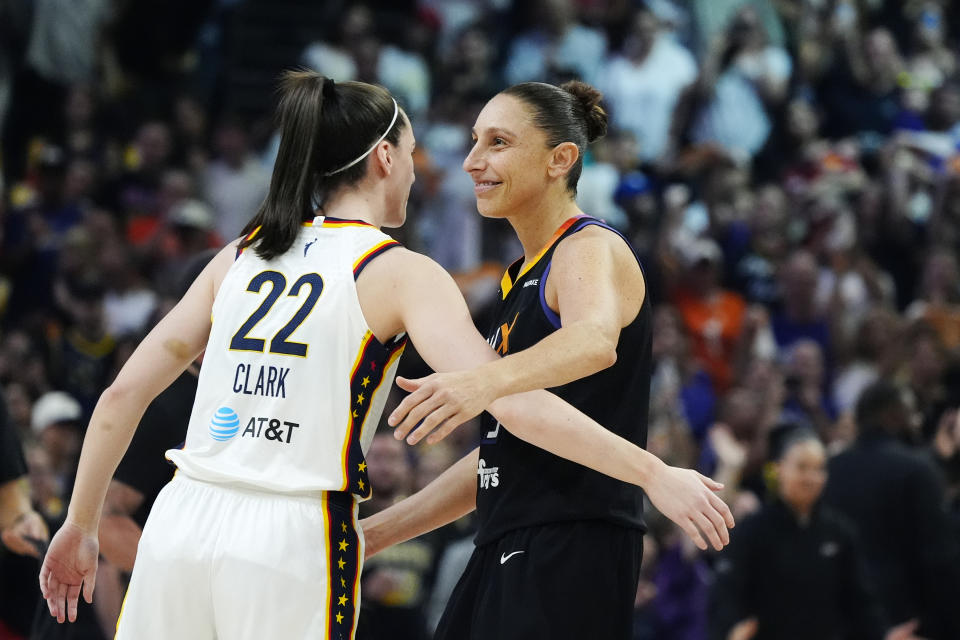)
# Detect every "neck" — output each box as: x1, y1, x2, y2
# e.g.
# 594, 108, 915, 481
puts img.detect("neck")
784, 499, 814, 525
321, 184, 385, 228
507, 189, 582, 263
